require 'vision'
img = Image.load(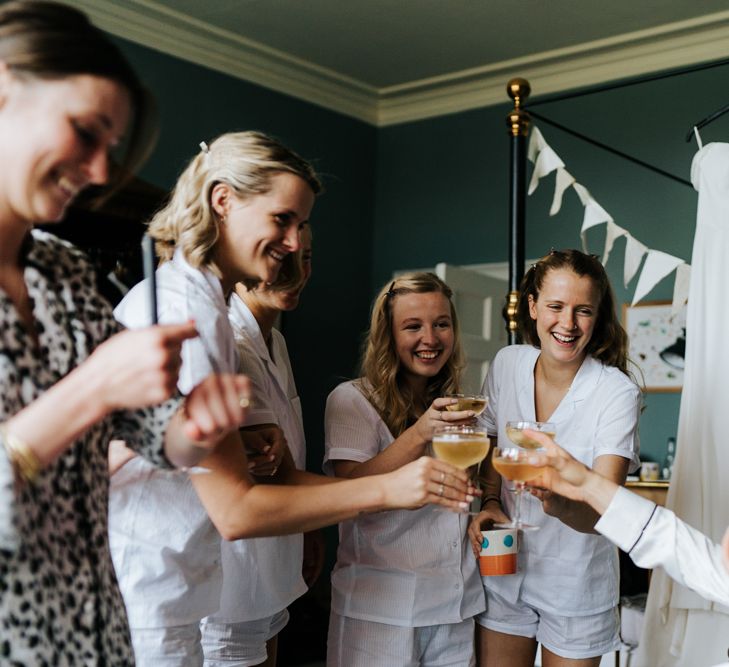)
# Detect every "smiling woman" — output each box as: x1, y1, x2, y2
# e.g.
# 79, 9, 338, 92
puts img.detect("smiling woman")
323, 272, 485, 667
470, 249, 642, 667
0, 2, 251, 663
